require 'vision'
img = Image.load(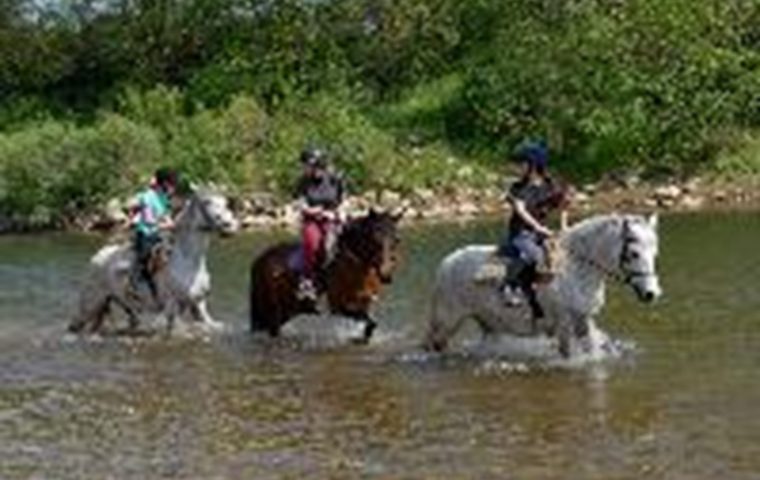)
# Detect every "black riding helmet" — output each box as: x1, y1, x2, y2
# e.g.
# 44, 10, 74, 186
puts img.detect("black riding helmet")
155, 167, 179, 189
300, 147, 328, 169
